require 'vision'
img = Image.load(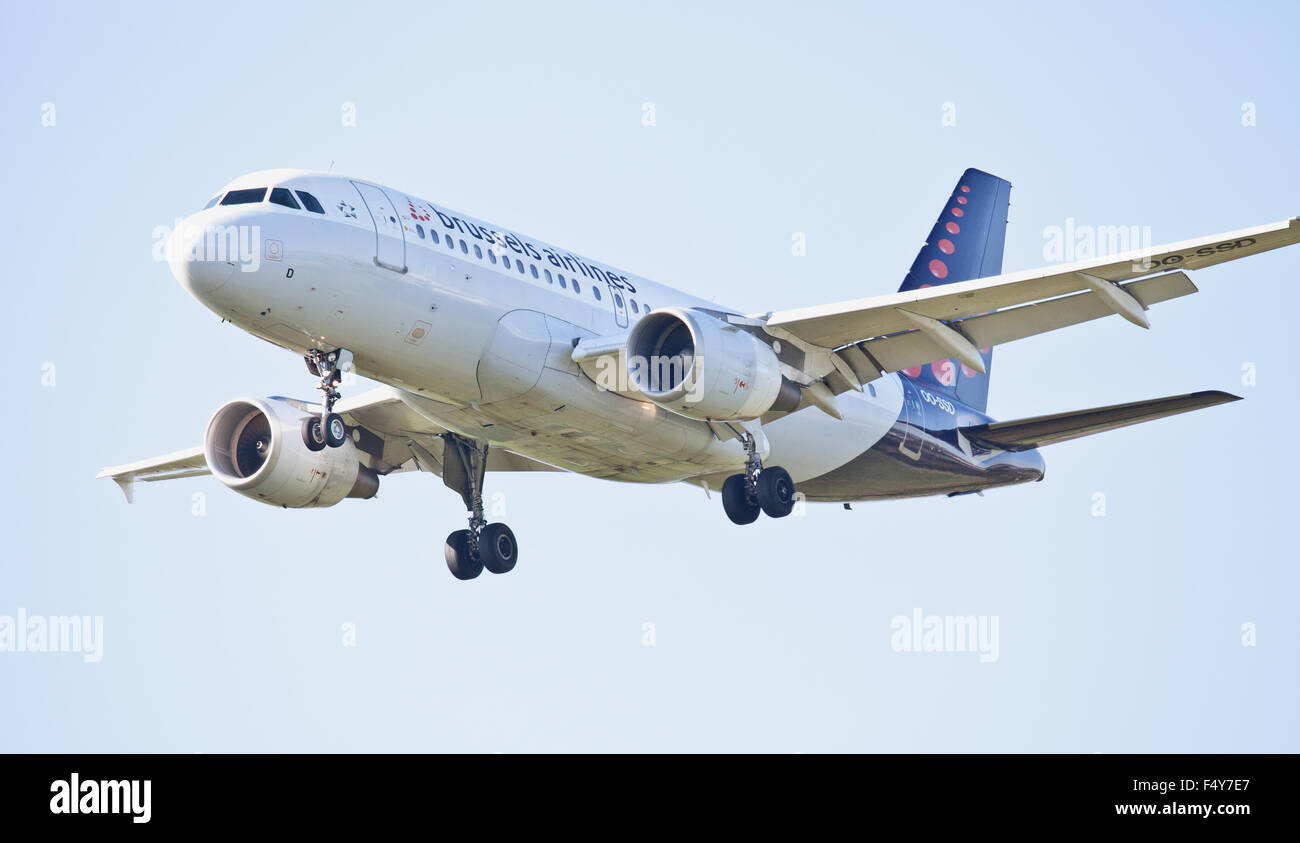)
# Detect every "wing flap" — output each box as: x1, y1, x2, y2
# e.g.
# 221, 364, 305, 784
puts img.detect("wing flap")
961, 390, 1241, 452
